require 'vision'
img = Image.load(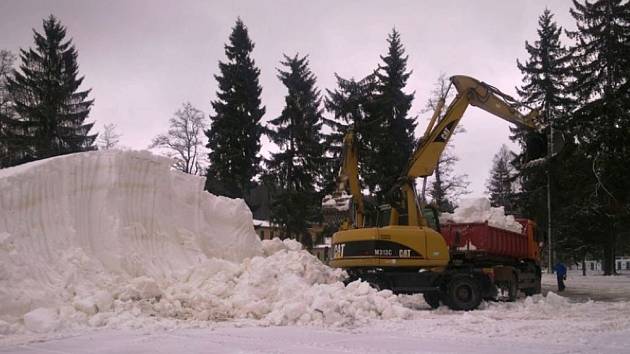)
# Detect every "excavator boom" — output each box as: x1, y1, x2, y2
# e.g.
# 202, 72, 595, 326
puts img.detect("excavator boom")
406, 75, 539, 178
